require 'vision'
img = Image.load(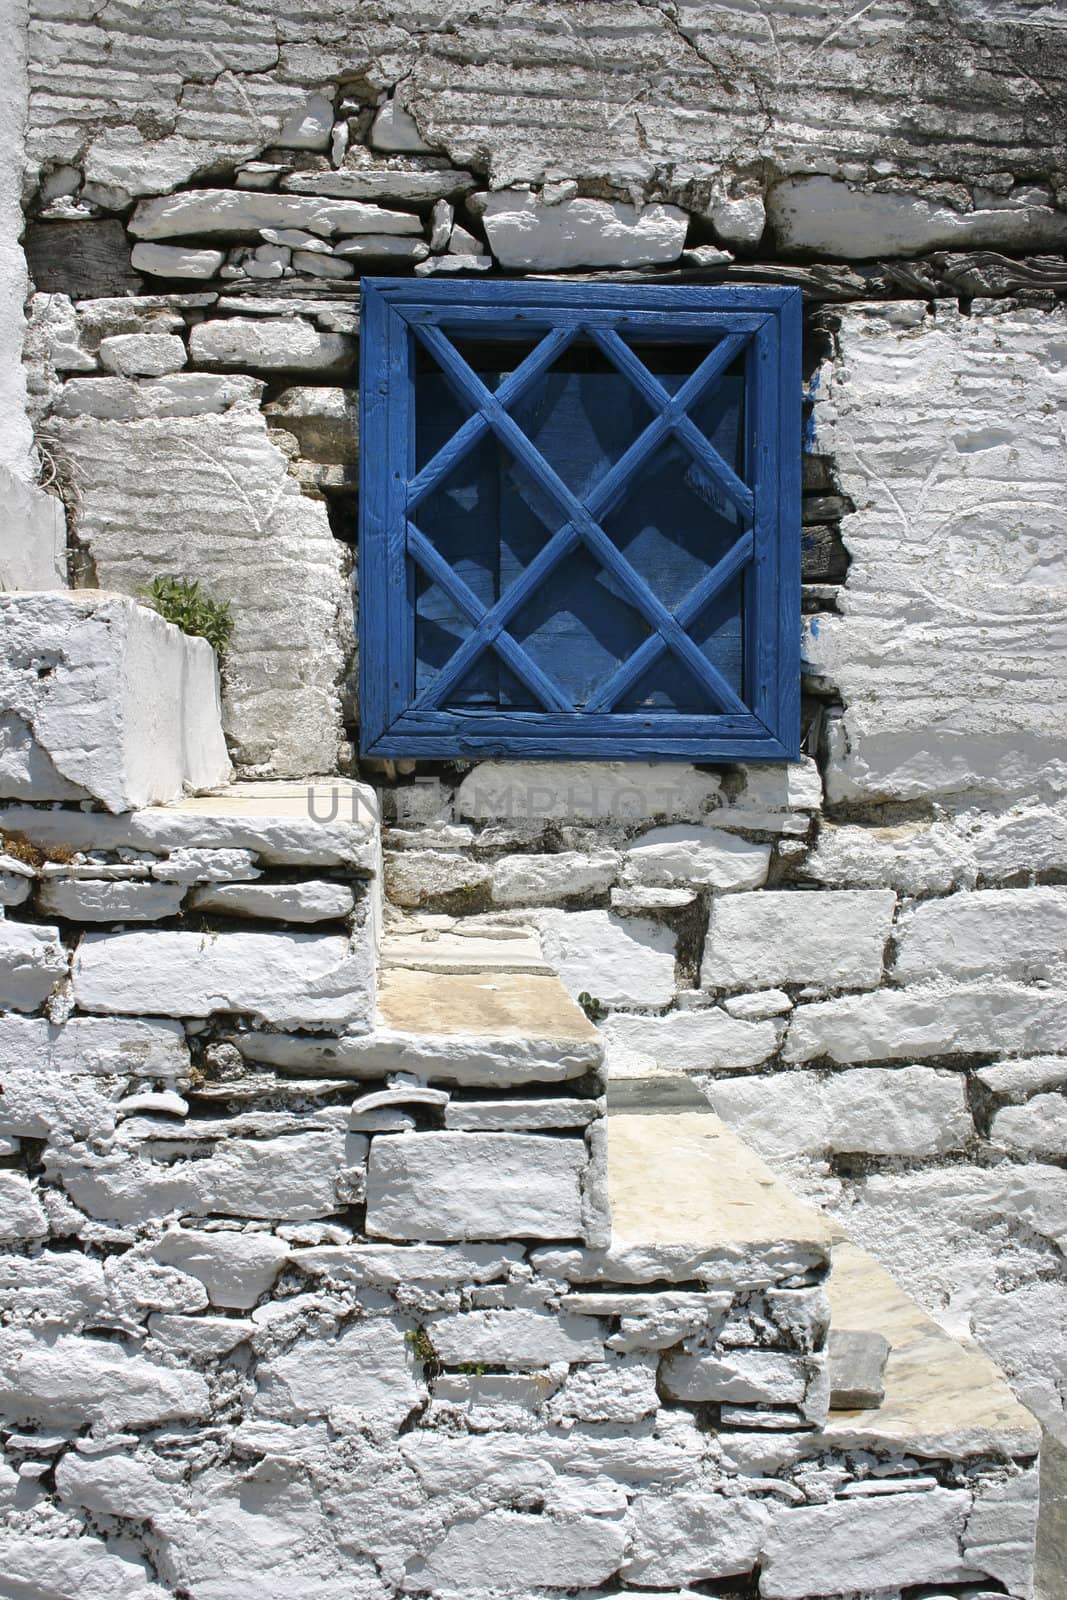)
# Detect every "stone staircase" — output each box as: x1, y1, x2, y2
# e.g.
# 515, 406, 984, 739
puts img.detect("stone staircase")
362, 916, 1042, 1598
